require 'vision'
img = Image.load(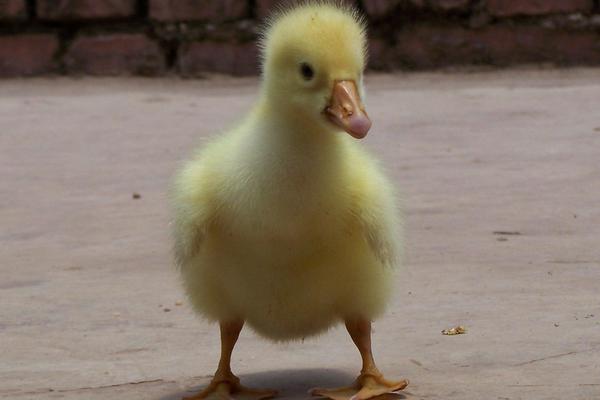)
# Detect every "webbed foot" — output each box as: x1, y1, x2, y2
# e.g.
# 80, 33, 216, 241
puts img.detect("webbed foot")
310, 372, 408, 400
184, 374, 278, 400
